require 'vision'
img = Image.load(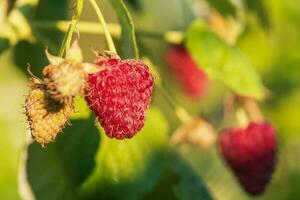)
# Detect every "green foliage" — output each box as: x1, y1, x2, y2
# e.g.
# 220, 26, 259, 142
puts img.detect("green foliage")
186, 20, 265, 99
13, 40, 48, 77
206, 0, 236, 16
1, 0, 300, 199
0, 38, 9, 55
26, 118, 100, 200
269, 91, 300, 140
145, 152, 213, 200
125, 0, 141, 10
0, 51, 27, 200
170, 153, 213, 200
237, 16, 275, 75
110, 0, 139, 59
33, 0, 69, 52
244, 0, 270, 28
80, 108, 169, 200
